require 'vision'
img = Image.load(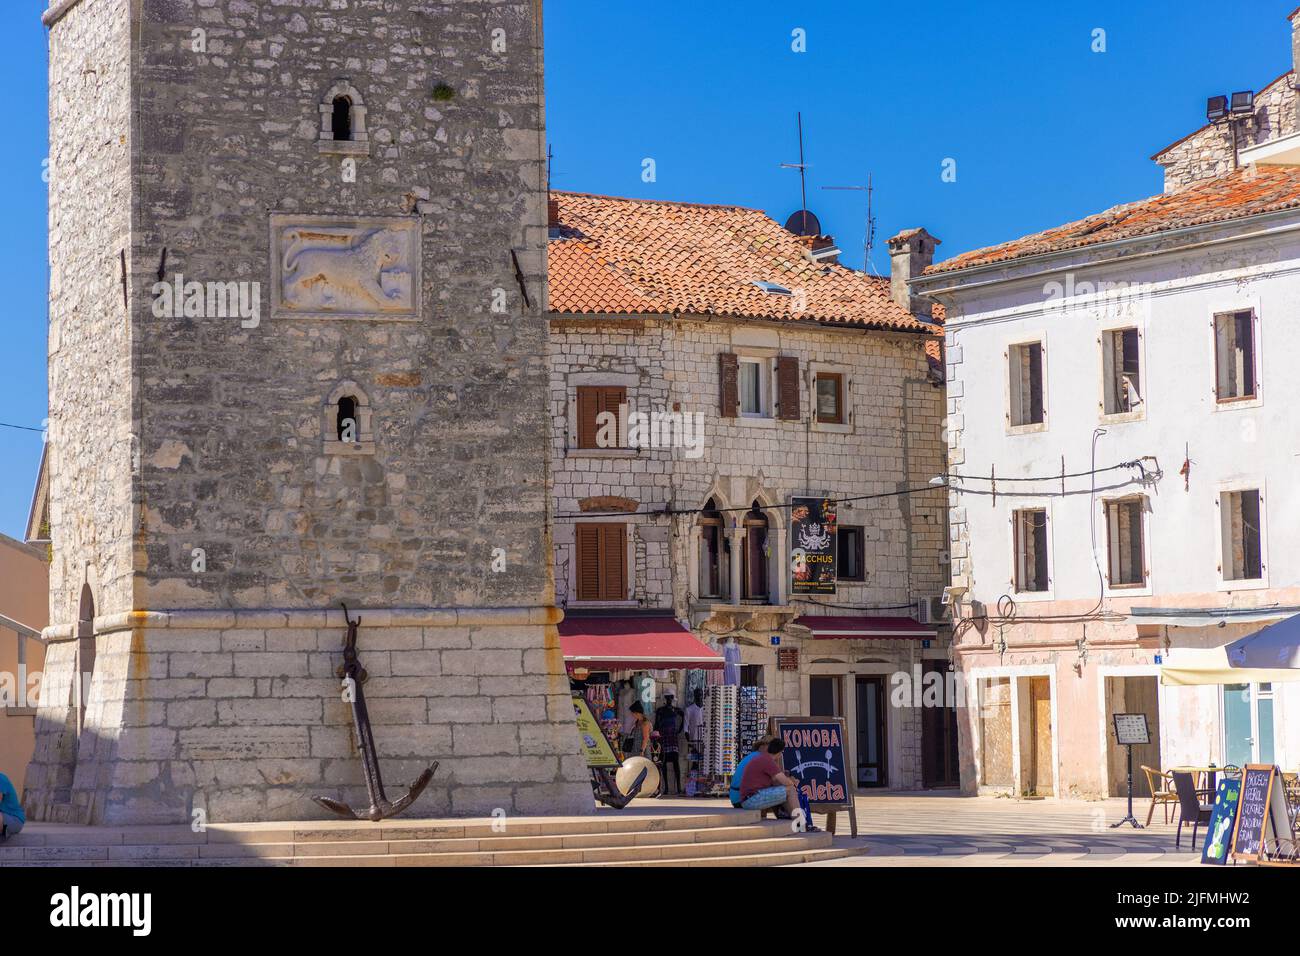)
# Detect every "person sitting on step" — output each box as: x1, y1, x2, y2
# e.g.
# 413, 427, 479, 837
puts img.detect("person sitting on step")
738, 737, 801, 819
